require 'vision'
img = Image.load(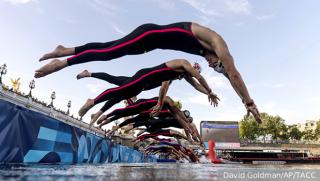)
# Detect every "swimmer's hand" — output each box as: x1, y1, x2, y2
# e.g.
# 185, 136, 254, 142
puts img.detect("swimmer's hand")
192, 135, 199, 143
245, 100, 262, 124
149, 102, 163, 117
208, 92, 220, 107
